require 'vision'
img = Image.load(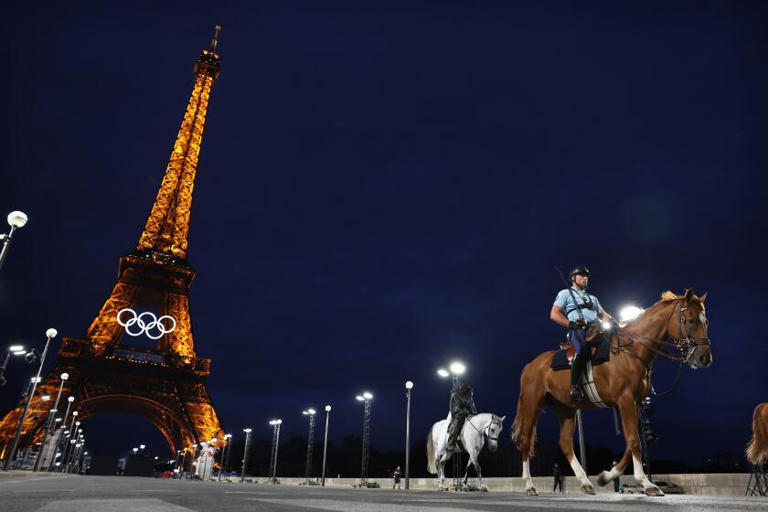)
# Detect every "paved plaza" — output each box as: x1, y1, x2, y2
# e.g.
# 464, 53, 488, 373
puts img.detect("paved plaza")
0, 473, 765, 512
